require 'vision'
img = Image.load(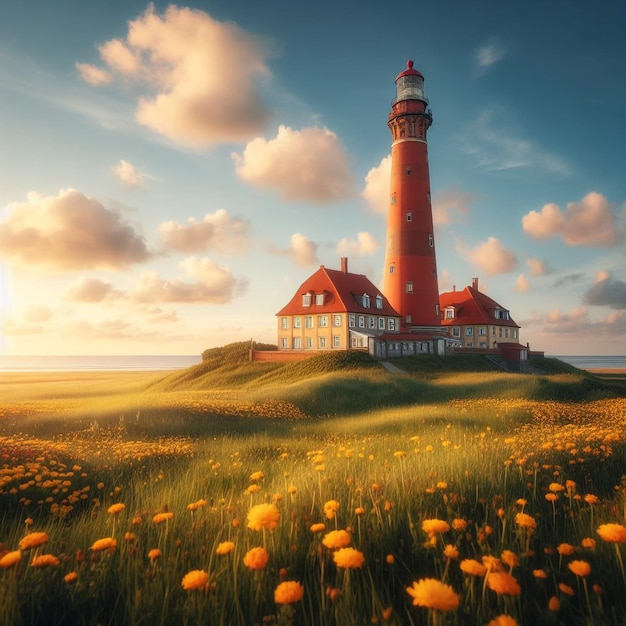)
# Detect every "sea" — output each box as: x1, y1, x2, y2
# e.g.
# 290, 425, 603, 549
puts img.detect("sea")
0, 354, 624, 373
